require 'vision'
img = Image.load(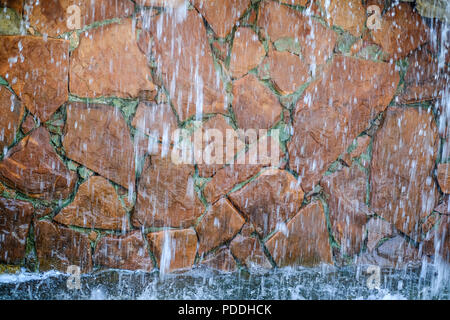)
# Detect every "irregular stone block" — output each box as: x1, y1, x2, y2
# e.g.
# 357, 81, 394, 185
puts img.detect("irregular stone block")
195, 198, 245, 255
142, 10, 225, 121
70, 19, 155, 99
0, 197, 34, 264
0, 86, 23, 152
147, 228, 197, 273
0, 36, 69, 122
230, 234, 272, 270
229, 169, 304, 238
229, 27, 266, 79
371, 107, 439, 236
266, 201, 333, 267
93, 231, 153, 272
318, 0, 366, 37
288, 56, 399, 191
25, 0, 134, 37
200, 247, 237, 273
35, 220, 92, 272
321, 163, 368, 256
63, 102, 135, 189
192, 0, 251, 38
0, 127, 77, 201
54, 176, 130, 231
437, 163, 450, 194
